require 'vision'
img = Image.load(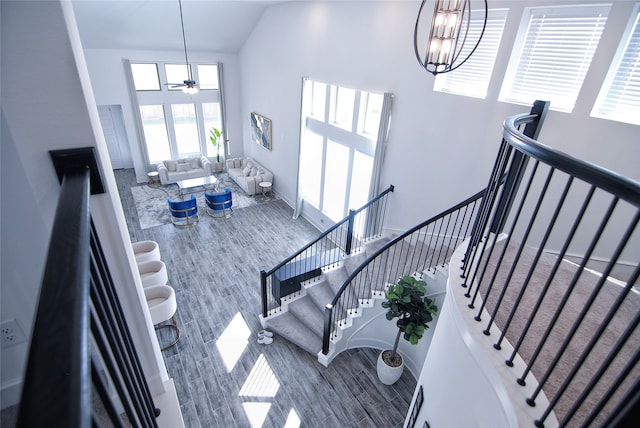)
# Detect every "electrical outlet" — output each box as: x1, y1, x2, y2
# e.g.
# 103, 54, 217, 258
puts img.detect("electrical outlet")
1, 319, 26, 348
